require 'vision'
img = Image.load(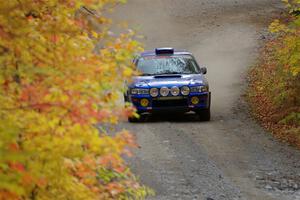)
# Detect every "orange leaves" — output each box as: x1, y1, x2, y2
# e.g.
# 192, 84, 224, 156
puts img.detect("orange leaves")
75, 19, 88, 29
19, 83, 52, 112
26, 15, 35, 22
247, 8, 300, 148
35, 177, 47, 188
0, 190, 19, 200
50, 35, 60, 44
9, 162, 25, 173
75, 162, 97, 180
19, 84, 42, 102
106, 182, 125, 197
0, 25, 10, 40
8, 143, 20, 152
97, 154, 126, 173
0, 0, 150, 199
116, 130, 138, 148
21, 173, 34, 186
